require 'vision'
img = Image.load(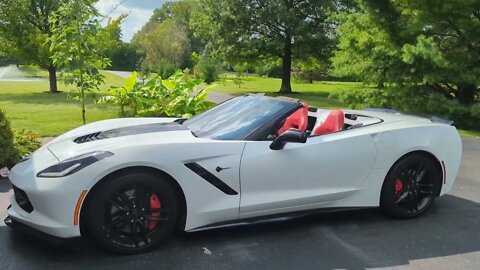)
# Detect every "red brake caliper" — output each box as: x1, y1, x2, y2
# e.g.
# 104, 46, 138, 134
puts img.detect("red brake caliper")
394, 178, 403, 194
148, 194, 161, 230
